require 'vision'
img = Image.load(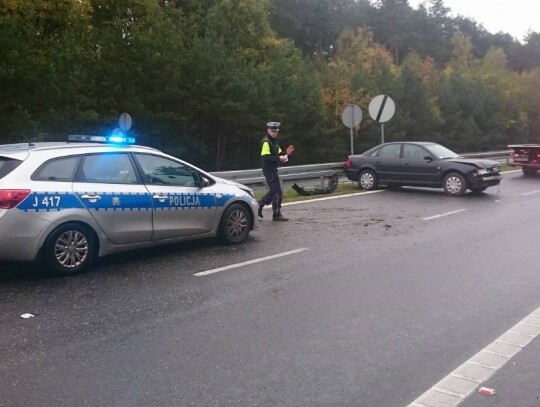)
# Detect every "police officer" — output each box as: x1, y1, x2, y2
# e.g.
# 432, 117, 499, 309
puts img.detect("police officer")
258, 122, 295, 221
